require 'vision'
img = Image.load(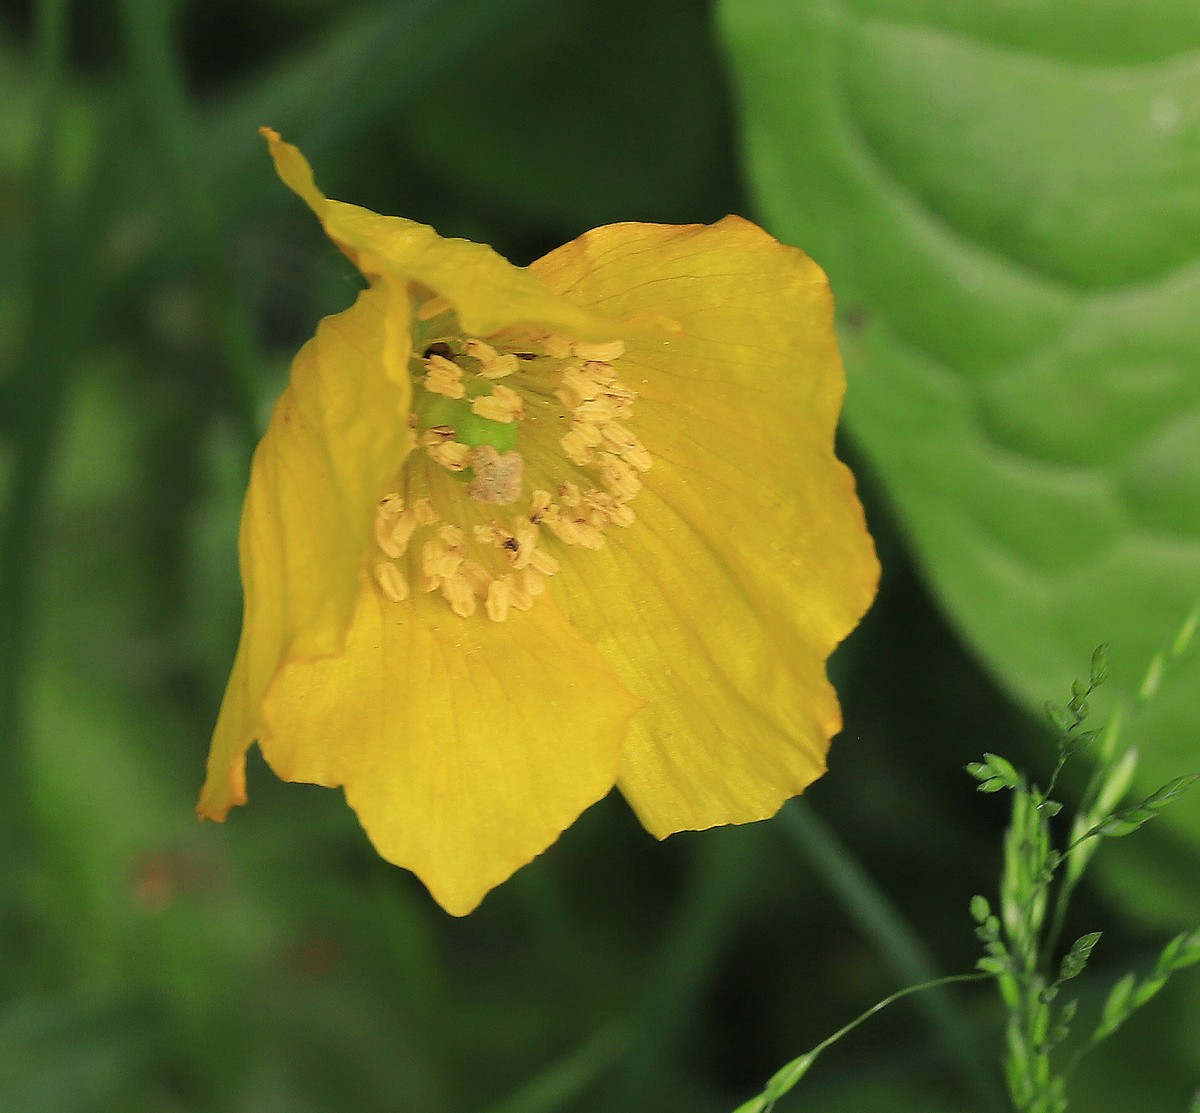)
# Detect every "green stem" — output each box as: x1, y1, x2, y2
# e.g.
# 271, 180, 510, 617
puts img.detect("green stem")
479, 1022, 628, 1113
778, 801, 1007, 1113
734, 971, 992, 1113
